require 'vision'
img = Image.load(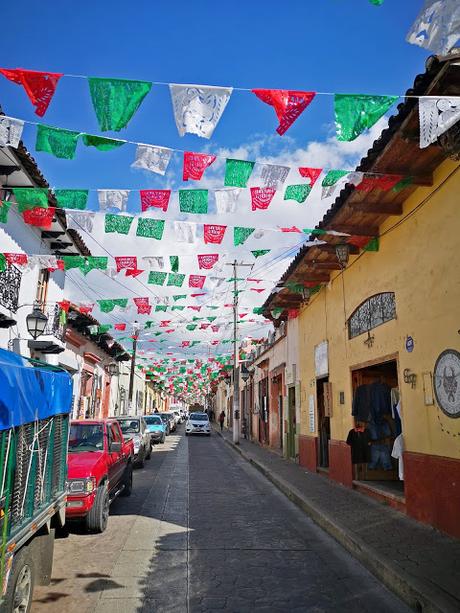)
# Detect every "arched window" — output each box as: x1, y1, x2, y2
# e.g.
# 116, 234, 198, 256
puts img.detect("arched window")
348, 292, 396, 339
